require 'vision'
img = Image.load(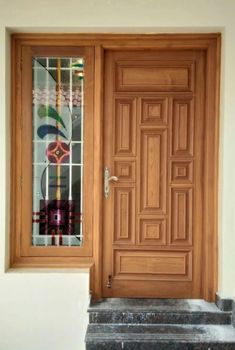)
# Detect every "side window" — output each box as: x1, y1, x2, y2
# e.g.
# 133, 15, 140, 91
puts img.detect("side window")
32, 56, 84, 247
11, 42, 94, 266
